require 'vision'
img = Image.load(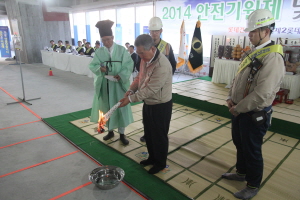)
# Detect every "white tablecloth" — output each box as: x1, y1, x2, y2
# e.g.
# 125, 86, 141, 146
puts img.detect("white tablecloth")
52, 52, 72, 71
281, 74, 300, 99
41, 50, 54, 68
212, 58, 240, 85
41, 50, 93, 78
68, 55, 93, 78
212, 58, 300, 99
